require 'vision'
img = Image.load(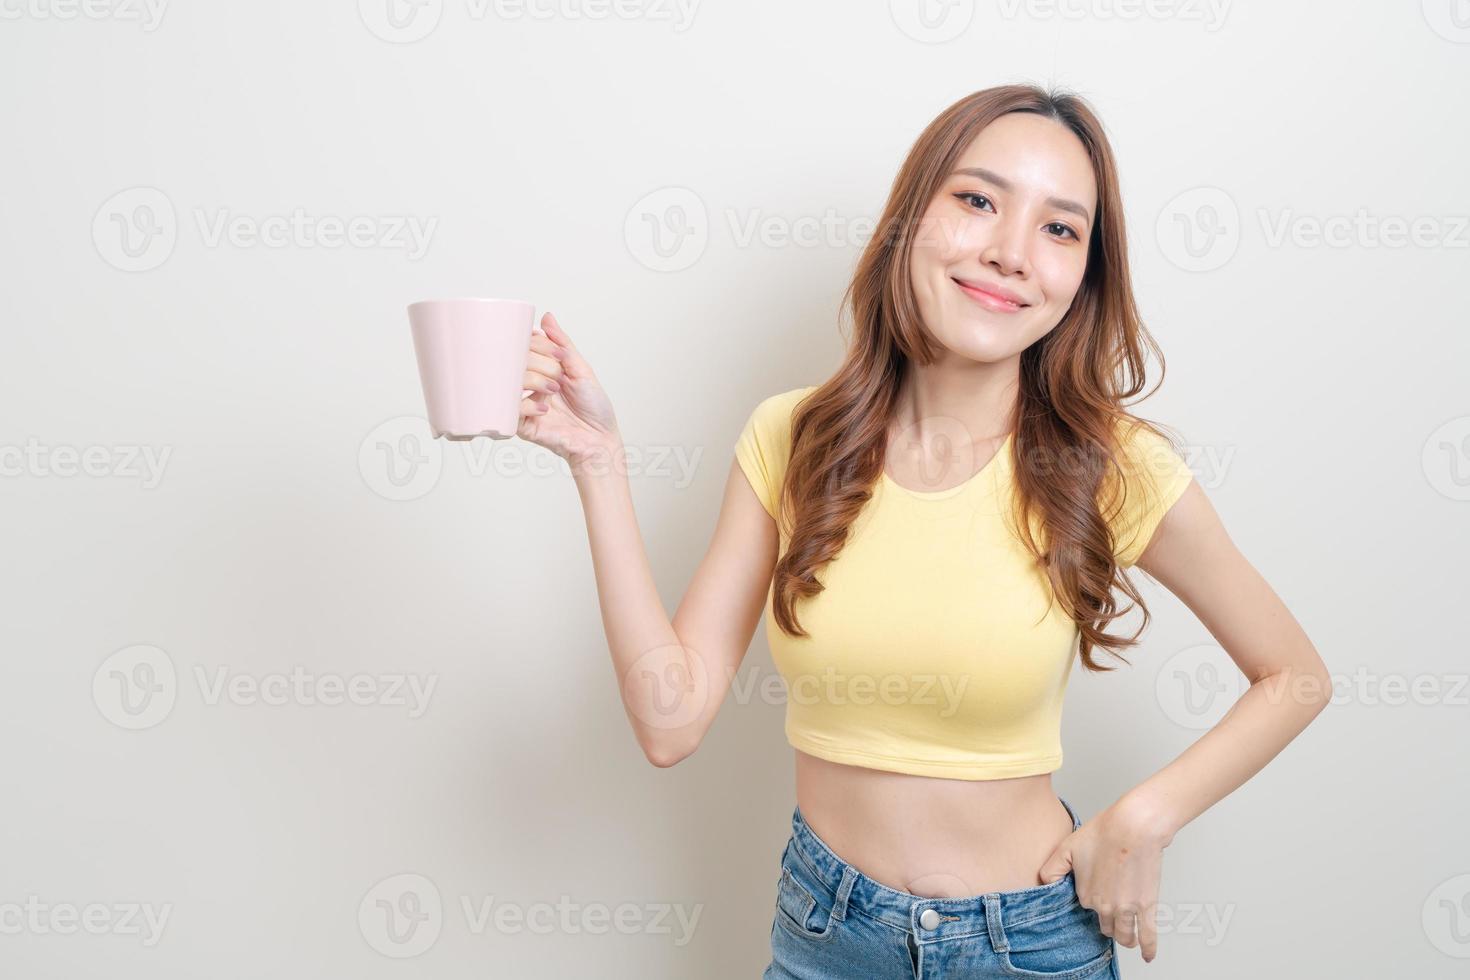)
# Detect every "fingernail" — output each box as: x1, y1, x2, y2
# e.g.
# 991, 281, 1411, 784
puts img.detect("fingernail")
548, 380, 560, 392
